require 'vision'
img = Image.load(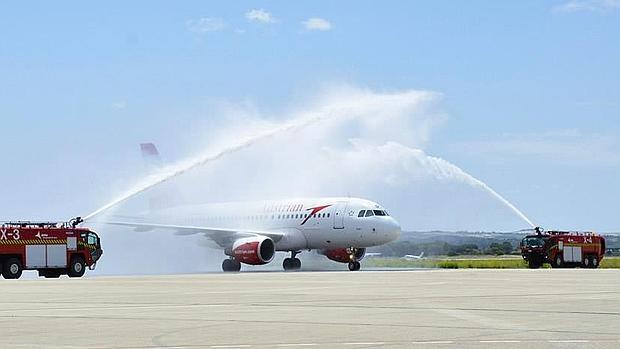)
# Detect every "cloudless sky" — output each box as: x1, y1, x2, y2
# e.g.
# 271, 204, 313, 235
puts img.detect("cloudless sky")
1, 1, 618, 231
